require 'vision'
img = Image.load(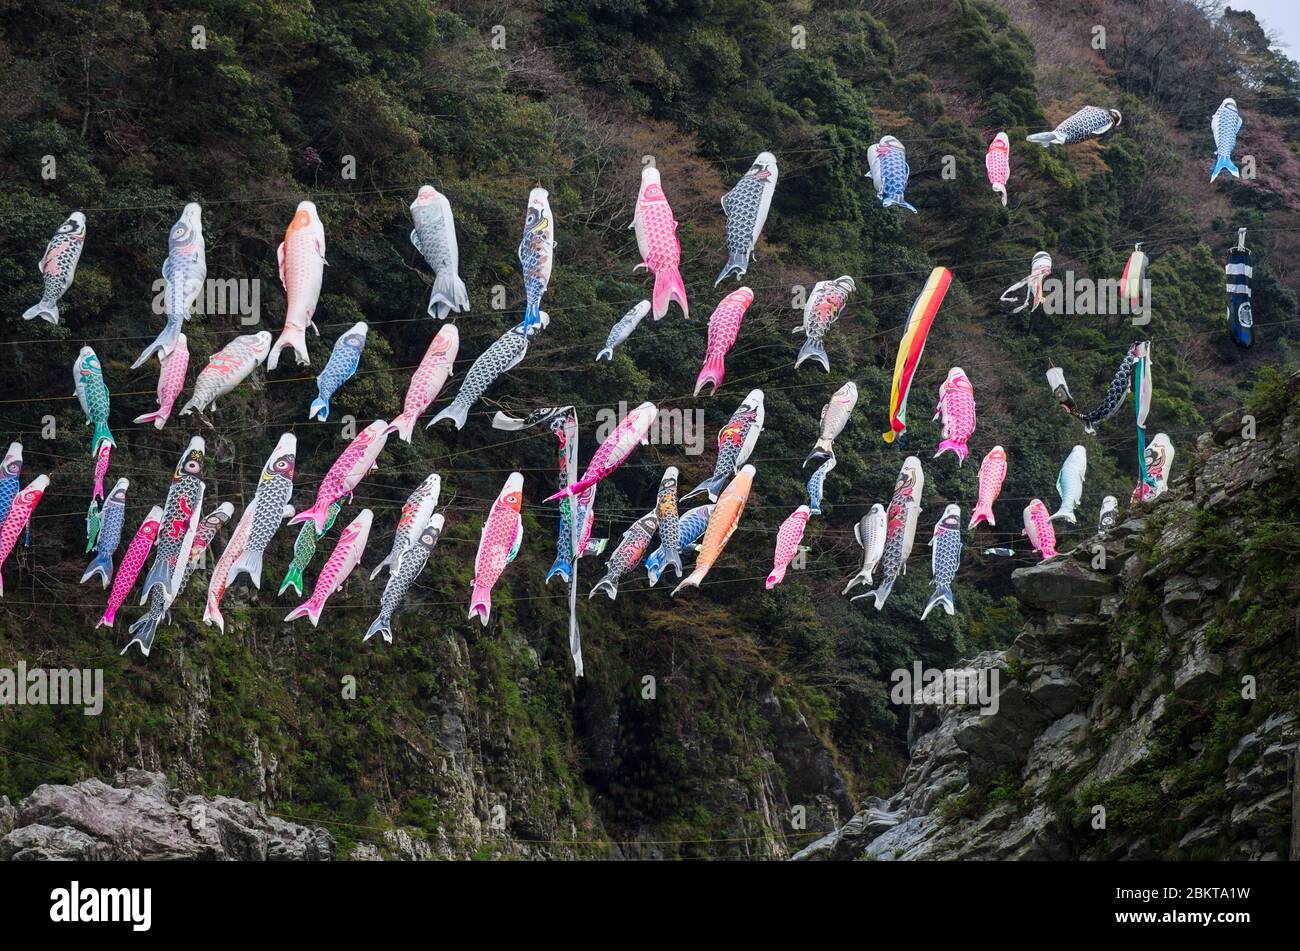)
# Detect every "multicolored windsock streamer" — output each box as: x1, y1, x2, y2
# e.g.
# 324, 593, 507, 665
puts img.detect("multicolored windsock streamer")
883, 267, 951, 443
